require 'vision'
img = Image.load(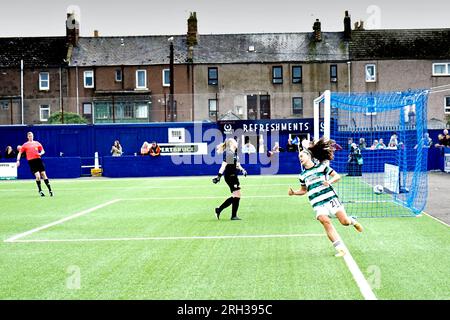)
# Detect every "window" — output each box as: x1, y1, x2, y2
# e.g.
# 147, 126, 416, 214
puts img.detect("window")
330, 65, 338, 83
163, 69, 170, 87
84, 71, 94, 88
292, 97, 303, 116
292, 66, 302, 84
135, 104, 148, 119
260, 95, 271, 119
433, 63, 450, 76
208, 99, 218, 121
115, 69, 122, 82
83, 103, 92, 115
0, 100, 8, 110
365, 64, 376, 82
39, 72, 50, 90
272, 66, 283, 84
136, 70, 147, 89
445, 97, 450, 114
208, 67, 218, 85
39, 105, 50, 122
